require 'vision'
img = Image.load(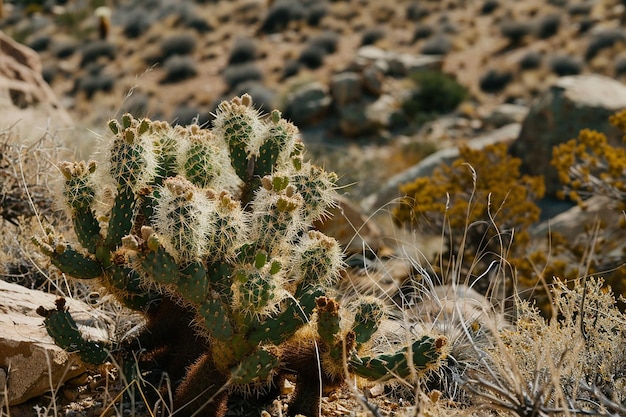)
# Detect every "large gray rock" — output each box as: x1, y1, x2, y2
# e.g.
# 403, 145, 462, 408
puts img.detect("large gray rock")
0, 280, 110, 406
510, 74, 626, 197
0, 31, 74, 143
